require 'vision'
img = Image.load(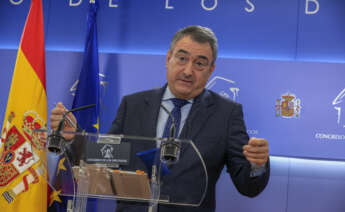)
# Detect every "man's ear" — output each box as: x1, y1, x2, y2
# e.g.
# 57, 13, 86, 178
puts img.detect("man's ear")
166, 50, 172, 67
